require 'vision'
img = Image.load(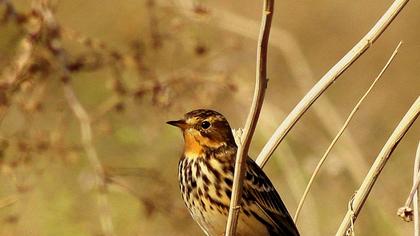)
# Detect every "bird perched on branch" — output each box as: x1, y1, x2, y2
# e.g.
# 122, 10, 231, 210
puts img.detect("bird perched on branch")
167, 109, 299, 236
